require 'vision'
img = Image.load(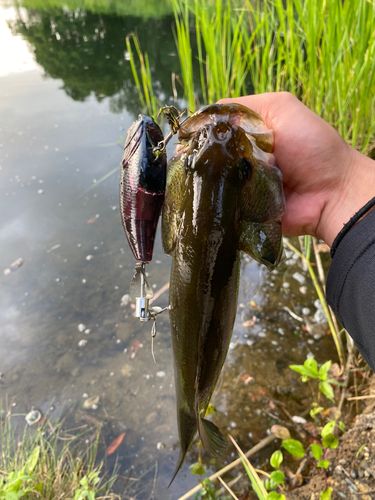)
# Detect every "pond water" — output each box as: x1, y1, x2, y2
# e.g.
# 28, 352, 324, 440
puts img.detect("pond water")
0, 2, 338, 498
